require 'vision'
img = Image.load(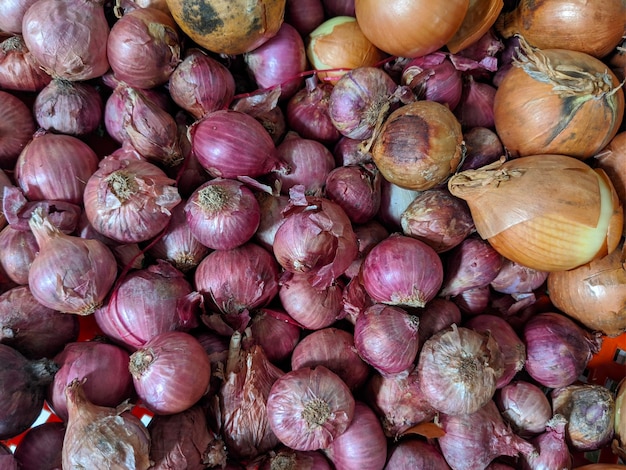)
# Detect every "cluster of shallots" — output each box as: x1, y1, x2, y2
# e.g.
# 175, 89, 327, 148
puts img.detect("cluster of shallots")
1, 0, 626, 468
